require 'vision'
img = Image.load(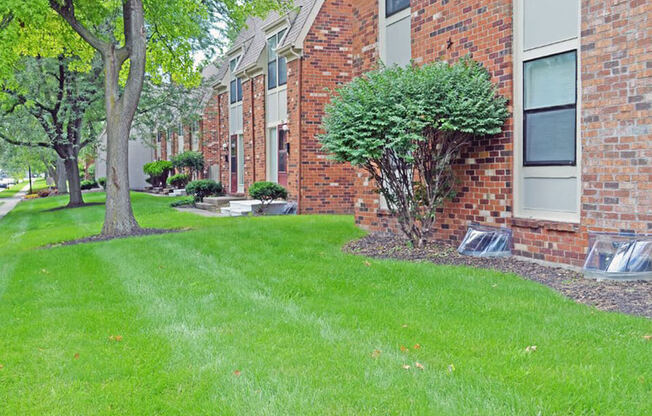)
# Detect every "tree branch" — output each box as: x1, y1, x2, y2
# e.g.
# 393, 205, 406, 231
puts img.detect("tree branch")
0, 132, 52, 149
49, 0, 110, 55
